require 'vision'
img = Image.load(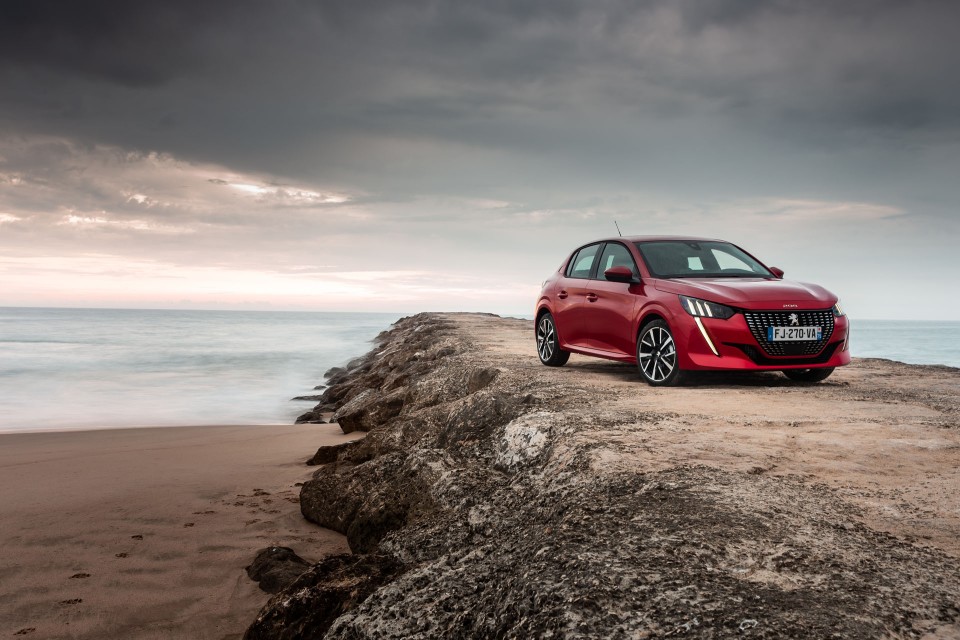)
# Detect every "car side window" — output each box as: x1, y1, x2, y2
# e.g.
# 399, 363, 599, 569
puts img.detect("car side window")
597, 242, 639, 280
566, 243, 601, 279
